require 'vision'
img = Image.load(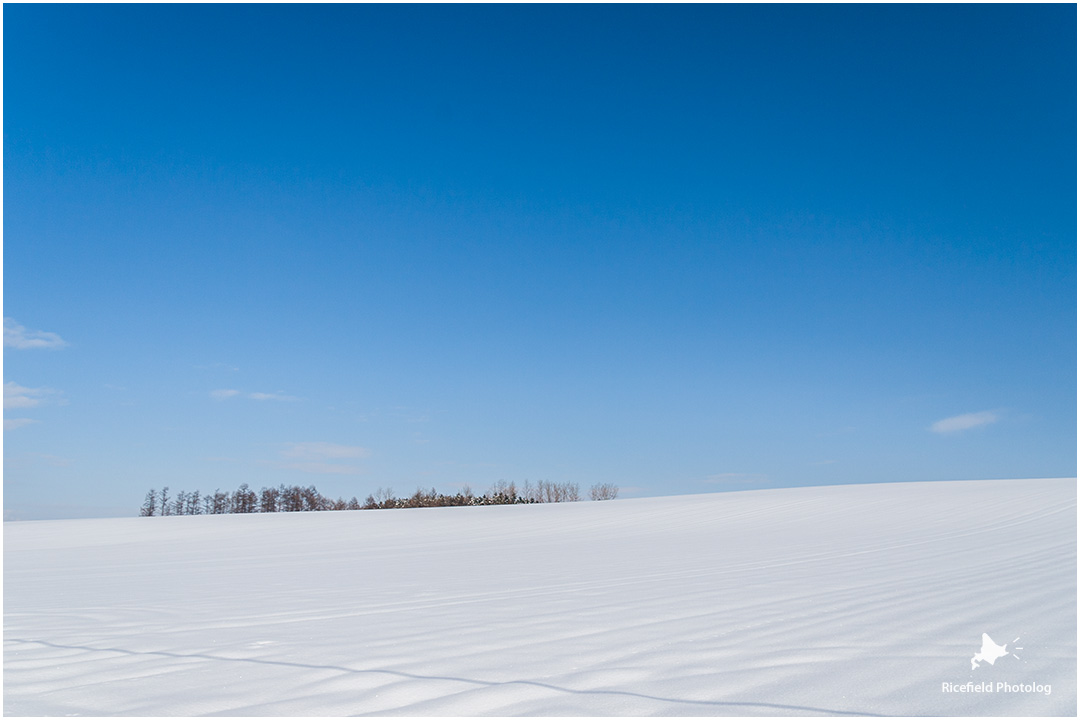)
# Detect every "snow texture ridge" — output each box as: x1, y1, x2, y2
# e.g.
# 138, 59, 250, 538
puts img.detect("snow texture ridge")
4, 478, 1076, 716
